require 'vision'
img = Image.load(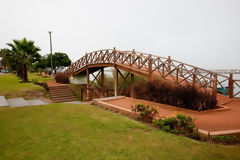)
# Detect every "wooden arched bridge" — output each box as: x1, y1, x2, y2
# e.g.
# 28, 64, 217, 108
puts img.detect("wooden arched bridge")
64, 48, 240, 101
